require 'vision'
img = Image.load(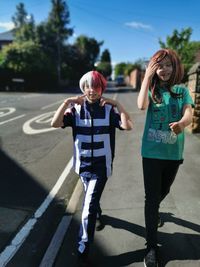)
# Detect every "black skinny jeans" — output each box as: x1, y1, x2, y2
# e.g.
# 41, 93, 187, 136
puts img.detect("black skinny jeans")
142, 157, 181, 249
